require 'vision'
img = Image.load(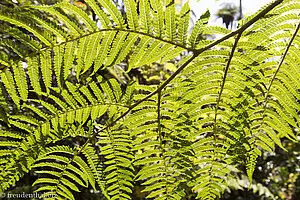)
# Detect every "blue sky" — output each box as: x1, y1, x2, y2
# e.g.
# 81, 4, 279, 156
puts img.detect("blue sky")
189, 0, 274, 26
